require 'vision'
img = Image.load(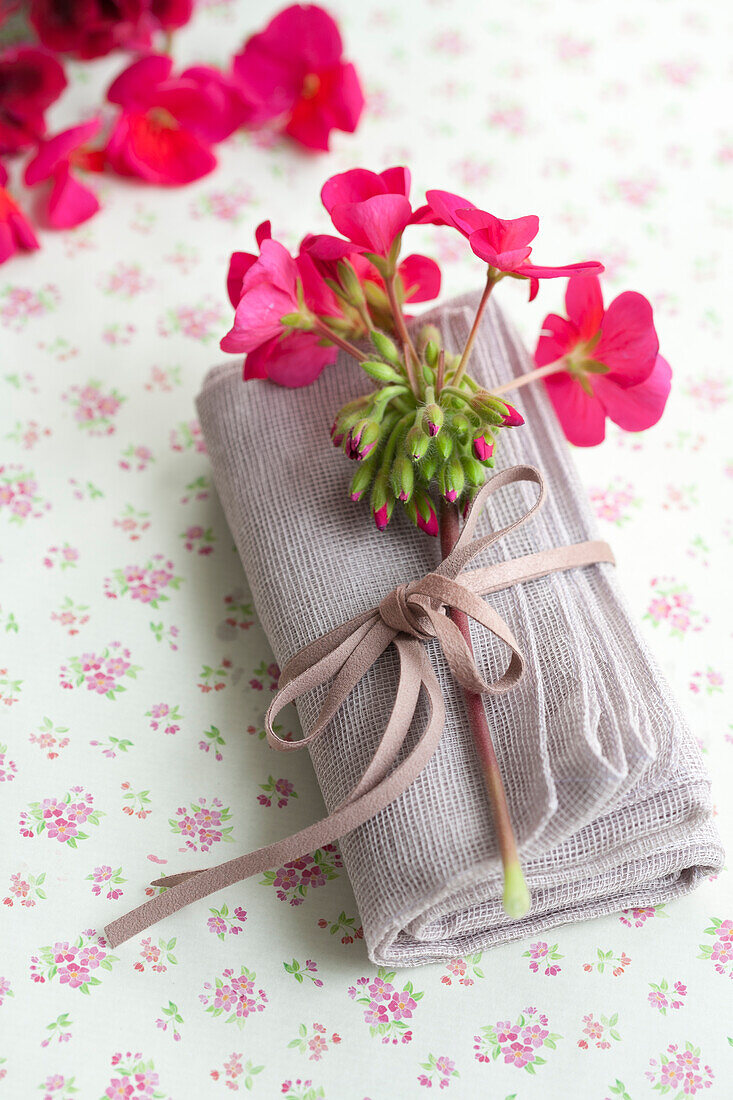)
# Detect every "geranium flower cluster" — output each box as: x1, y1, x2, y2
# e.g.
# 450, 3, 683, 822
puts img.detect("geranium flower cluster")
0, 4, 364, 262
222, 164, 671, 535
